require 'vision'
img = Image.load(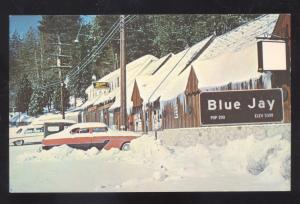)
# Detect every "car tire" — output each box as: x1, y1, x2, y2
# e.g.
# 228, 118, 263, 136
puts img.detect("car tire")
121, 142, 130, 151
15, 140, 24, 146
